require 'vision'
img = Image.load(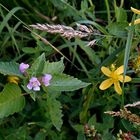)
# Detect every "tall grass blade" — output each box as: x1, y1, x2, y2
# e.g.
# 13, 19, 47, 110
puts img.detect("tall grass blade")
0, 6, 23, 34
